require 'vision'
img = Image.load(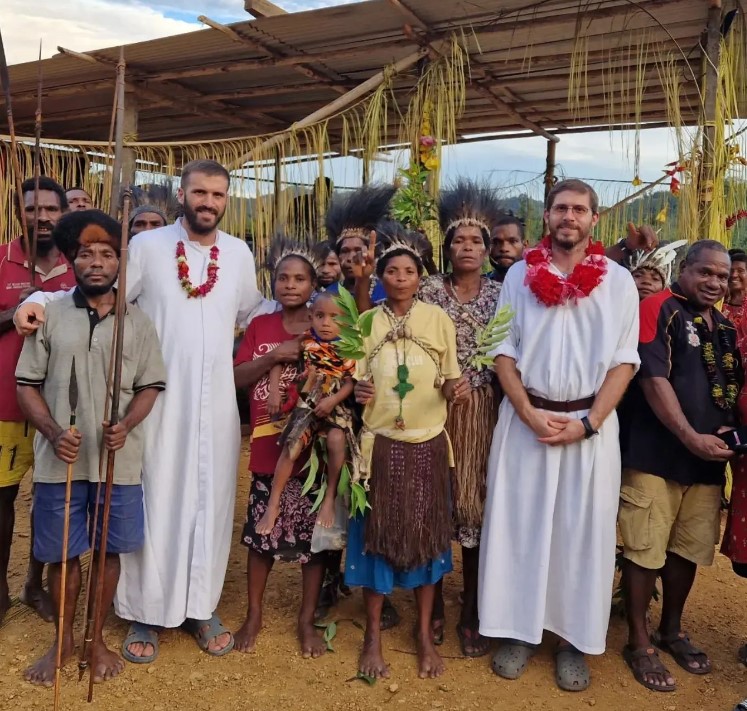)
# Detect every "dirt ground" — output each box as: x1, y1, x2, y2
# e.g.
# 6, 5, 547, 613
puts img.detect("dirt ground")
3, 438, 747, 711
